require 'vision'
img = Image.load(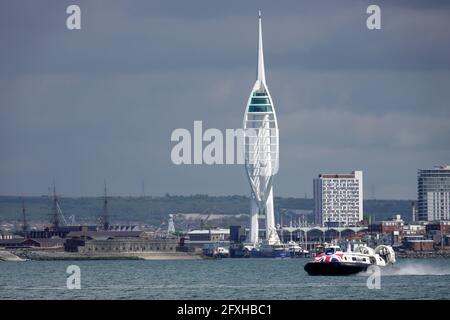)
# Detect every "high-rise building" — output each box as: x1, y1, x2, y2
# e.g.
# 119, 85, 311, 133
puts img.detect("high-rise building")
314, 171, 363, 227
417, 165, 450, 221
244, 11, 280, 245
